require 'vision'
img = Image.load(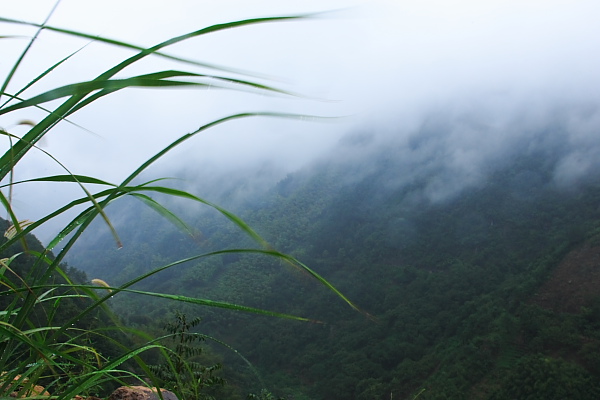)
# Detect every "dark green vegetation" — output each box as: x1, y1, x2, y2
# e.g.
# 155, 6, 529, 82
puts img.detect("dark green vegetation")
148, 311, 225, 399
68, 136, 600, 399
0, 221, 137, 397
